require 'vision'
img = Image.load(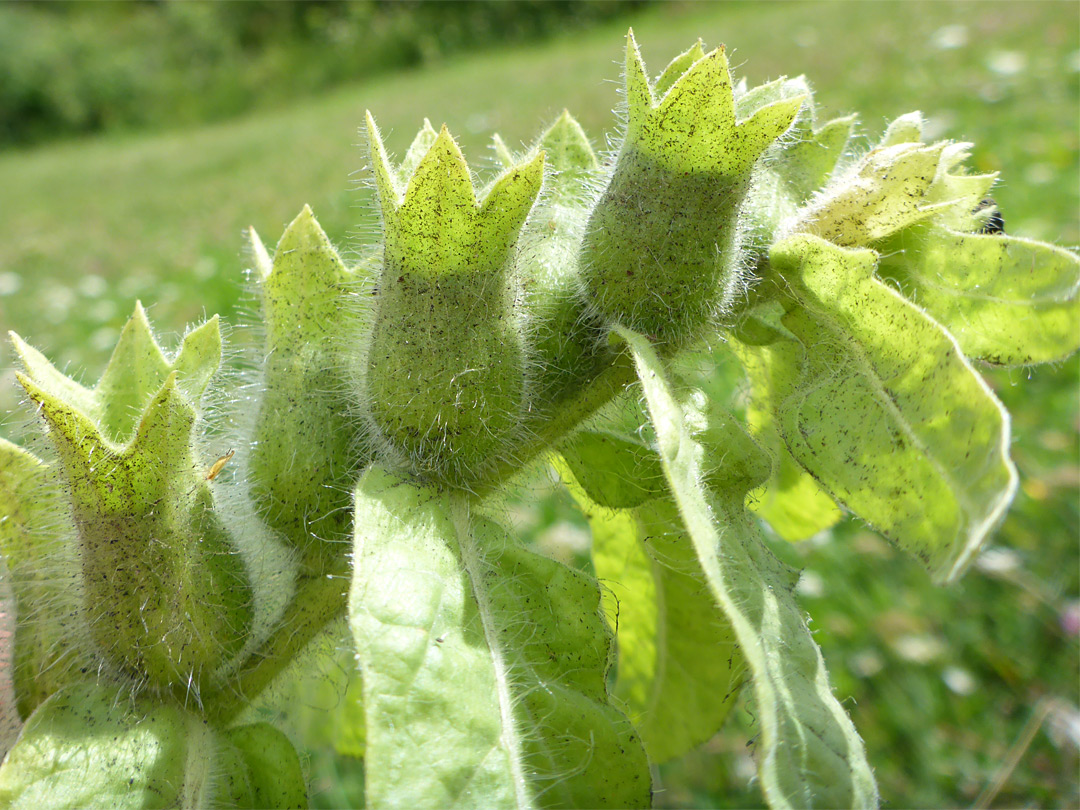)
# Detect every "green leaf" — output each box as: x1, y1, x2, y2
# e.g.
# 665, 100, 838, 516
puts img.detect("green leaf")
253, 622, 366, 760
247, 224, 273, 281
536, 109, 599, 198
0, 682, 307, 809
349, 467, 650, 810
559, 458, 744, 764
617, 325, 879, 809
371, 122, 543, 276
727, 333, 843, 542
559, 429, 666, 510
779, 114, 857, 204
0, 682, 204, 809
0, 441, 88, 718
491, 132, 515, 169
922, 142, 997, 232
222, 723, 309, 809
769, 234, 1018, 582
878, 223, 1080, 366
